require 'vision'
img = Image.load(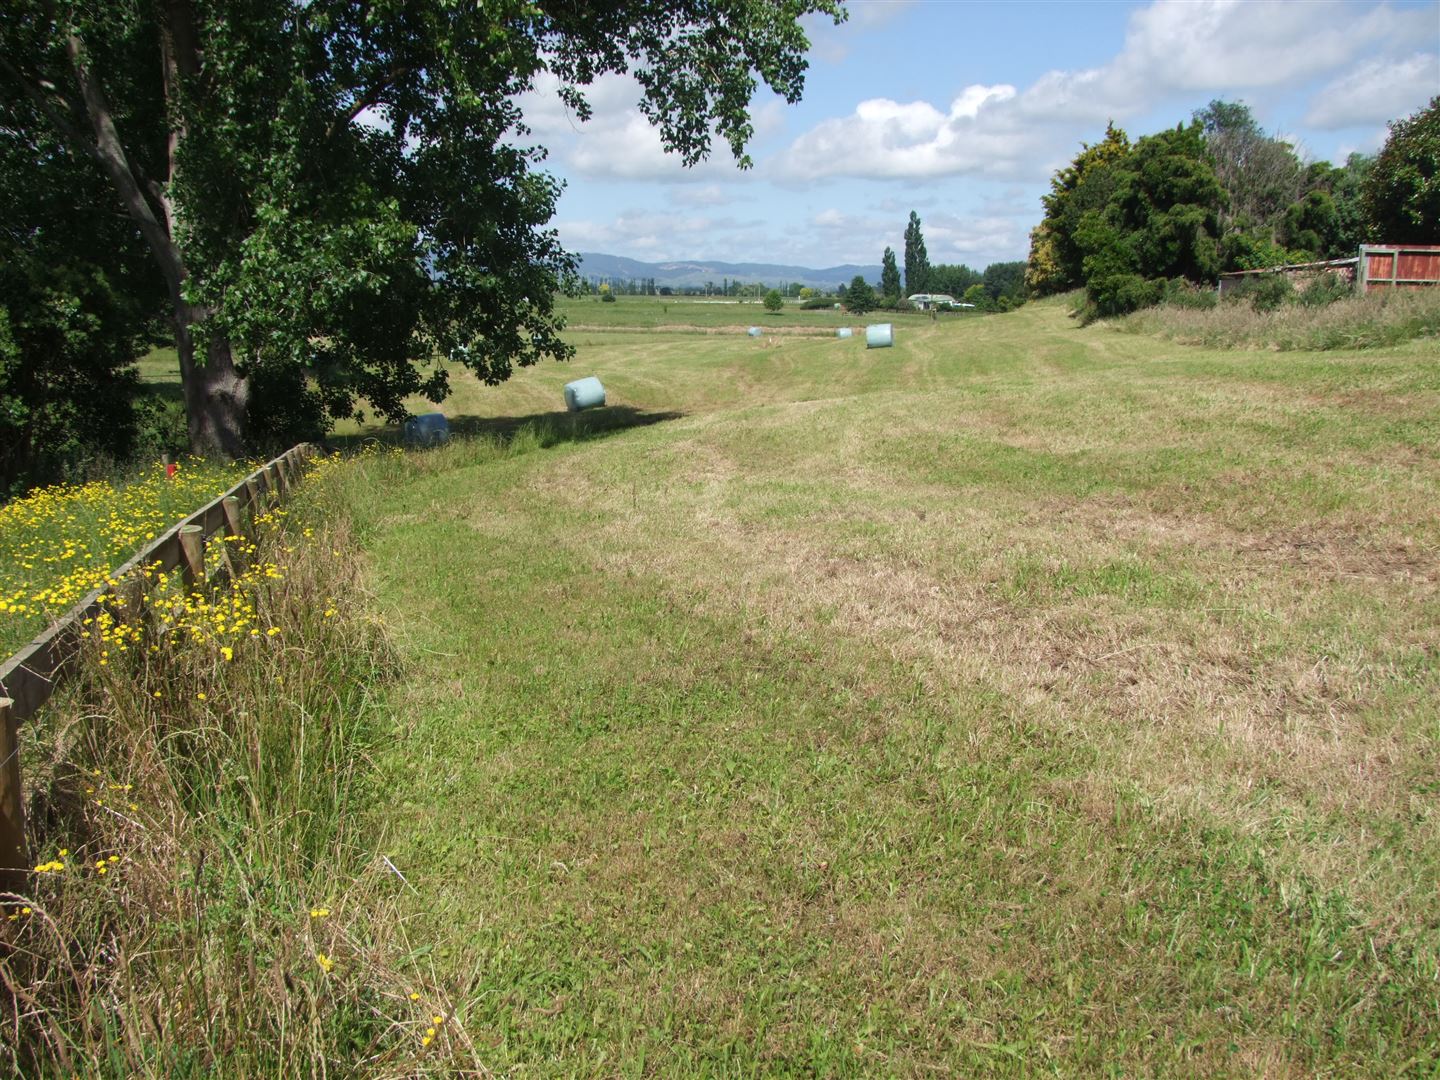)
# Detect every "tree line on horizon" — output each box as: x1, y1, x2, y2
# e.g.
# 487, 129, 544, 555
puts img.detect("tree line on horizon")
839, 211, 1027, 316
1027, 96, 1440, 320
